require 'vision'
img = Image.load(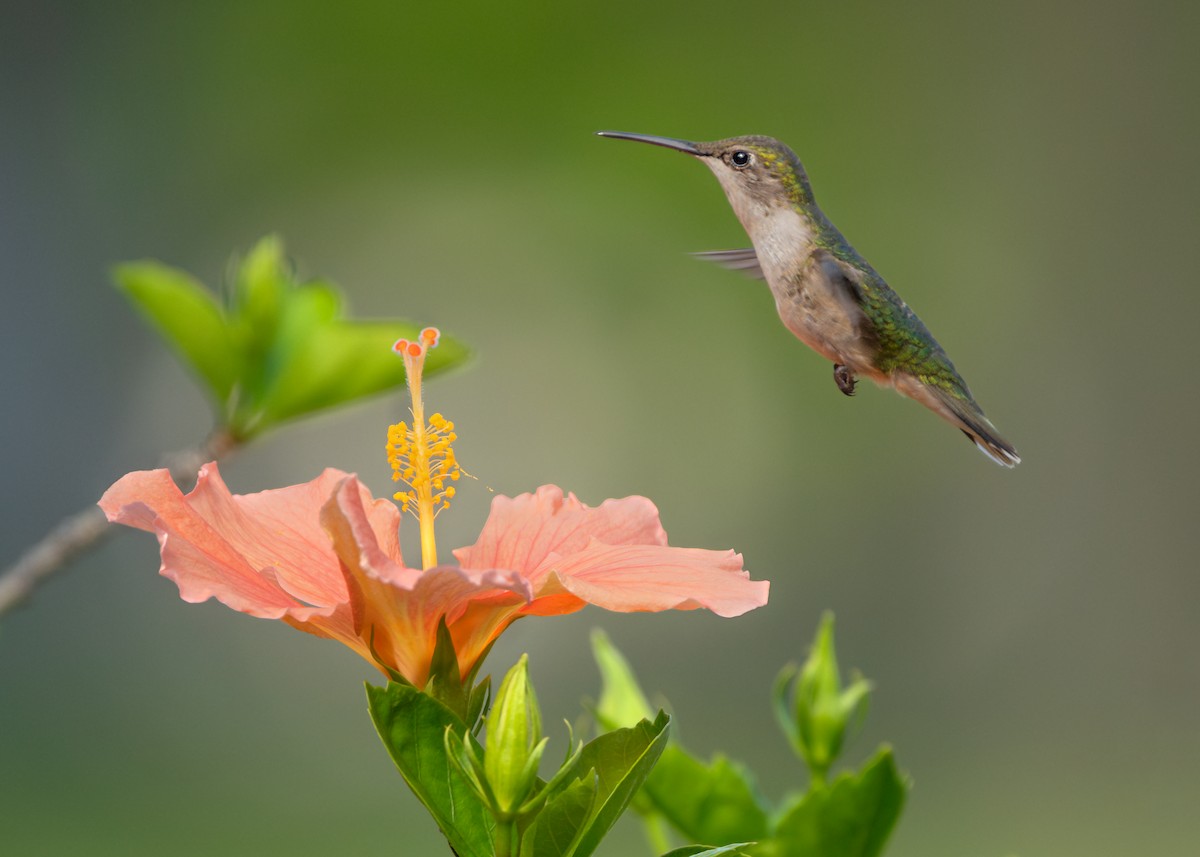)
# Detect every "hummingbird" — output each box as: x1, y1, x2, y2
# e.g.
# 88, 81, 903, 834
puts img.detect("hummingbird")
597, 131, 1020, 467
